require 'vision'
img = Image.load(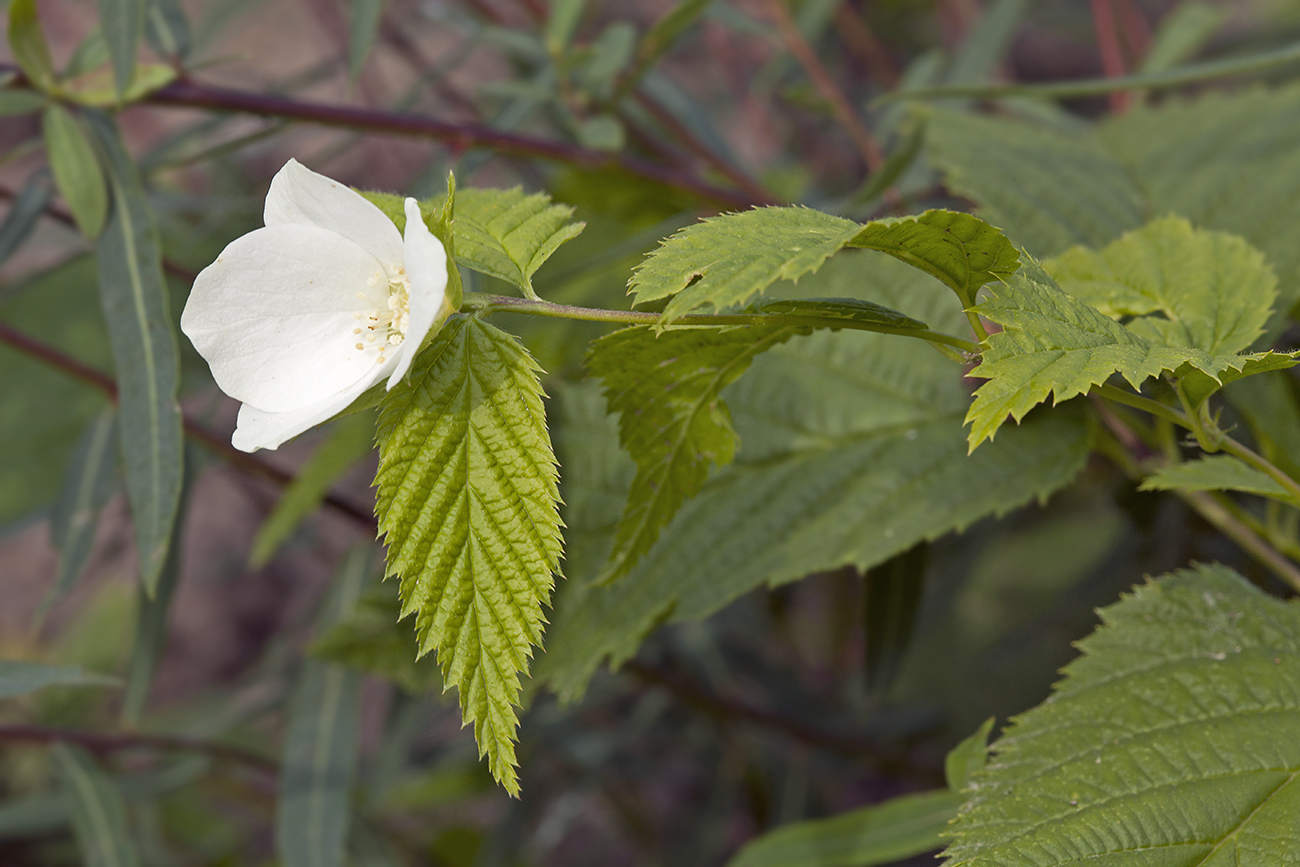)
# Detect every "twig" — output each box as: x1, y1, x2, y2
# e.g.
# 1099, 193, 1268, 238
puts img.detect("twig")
0, 723, 278, 775
1176, 490, 1300, 593
1090, 0, 1132, 113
